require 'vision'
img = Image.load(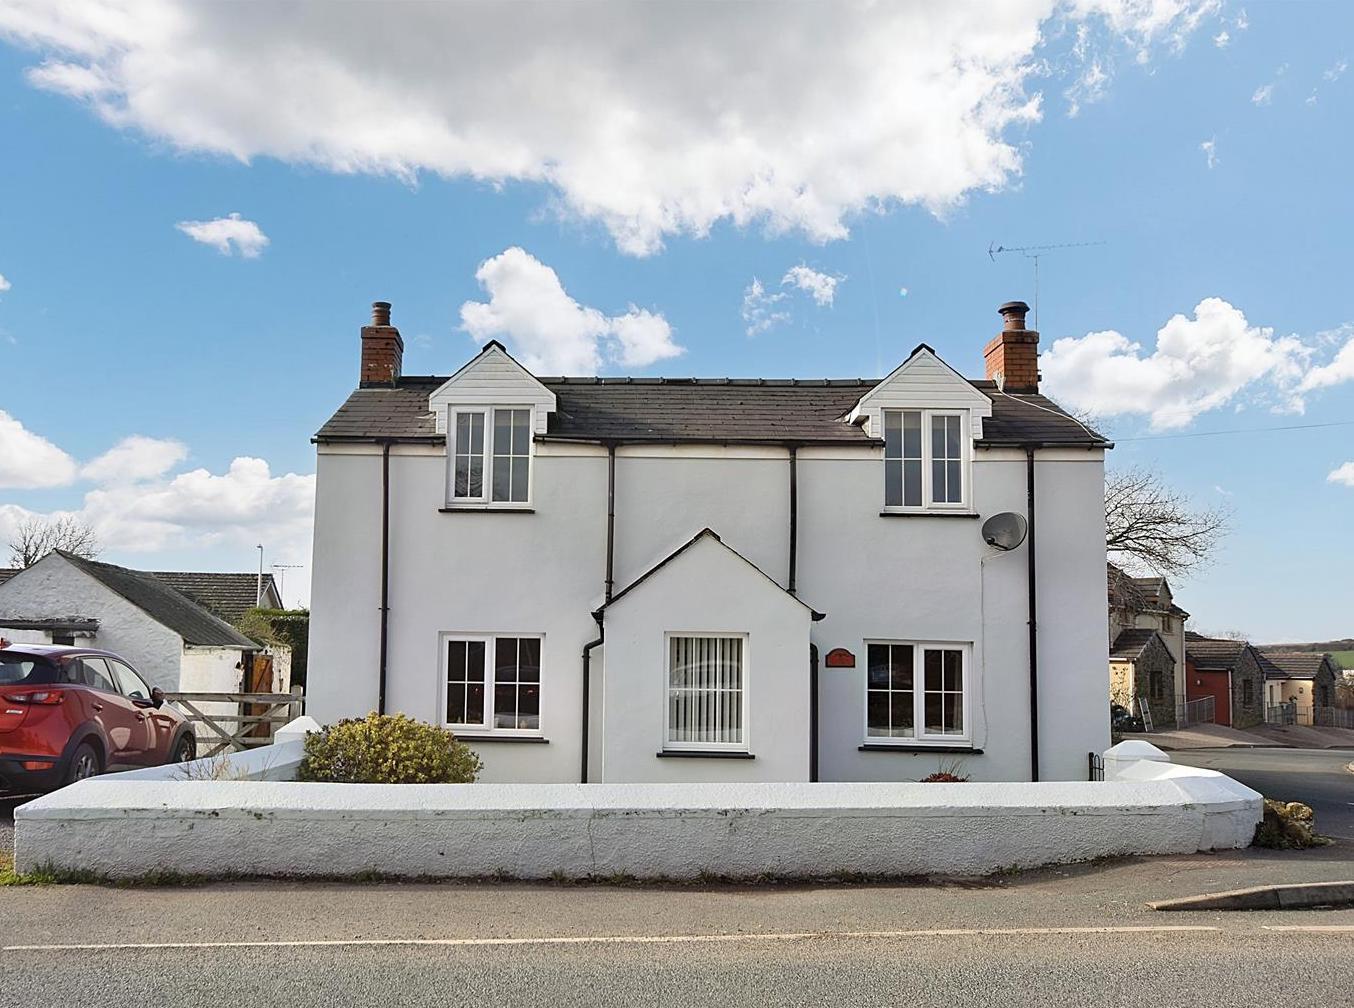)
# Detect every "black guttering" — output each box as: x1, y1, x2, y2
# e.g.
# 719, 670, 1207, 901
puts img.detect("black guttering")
1025, 446, 1040, 783
580, 442, 617, 784
378, 439, 392, 715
